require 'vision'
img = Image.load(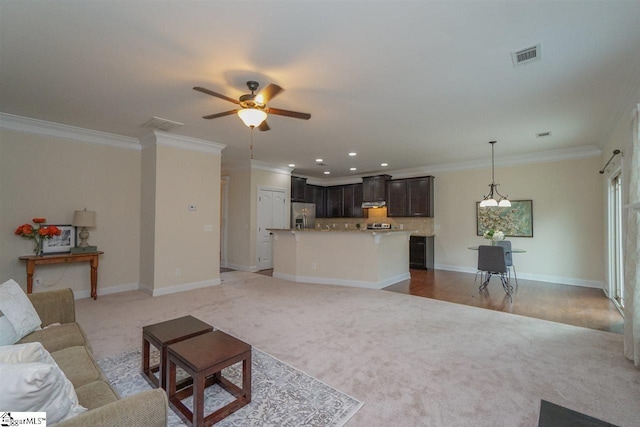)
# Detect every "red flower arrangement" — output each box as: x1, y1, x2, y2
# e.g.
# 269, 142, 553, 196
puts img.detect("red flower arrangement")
15, 218, 61, 255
